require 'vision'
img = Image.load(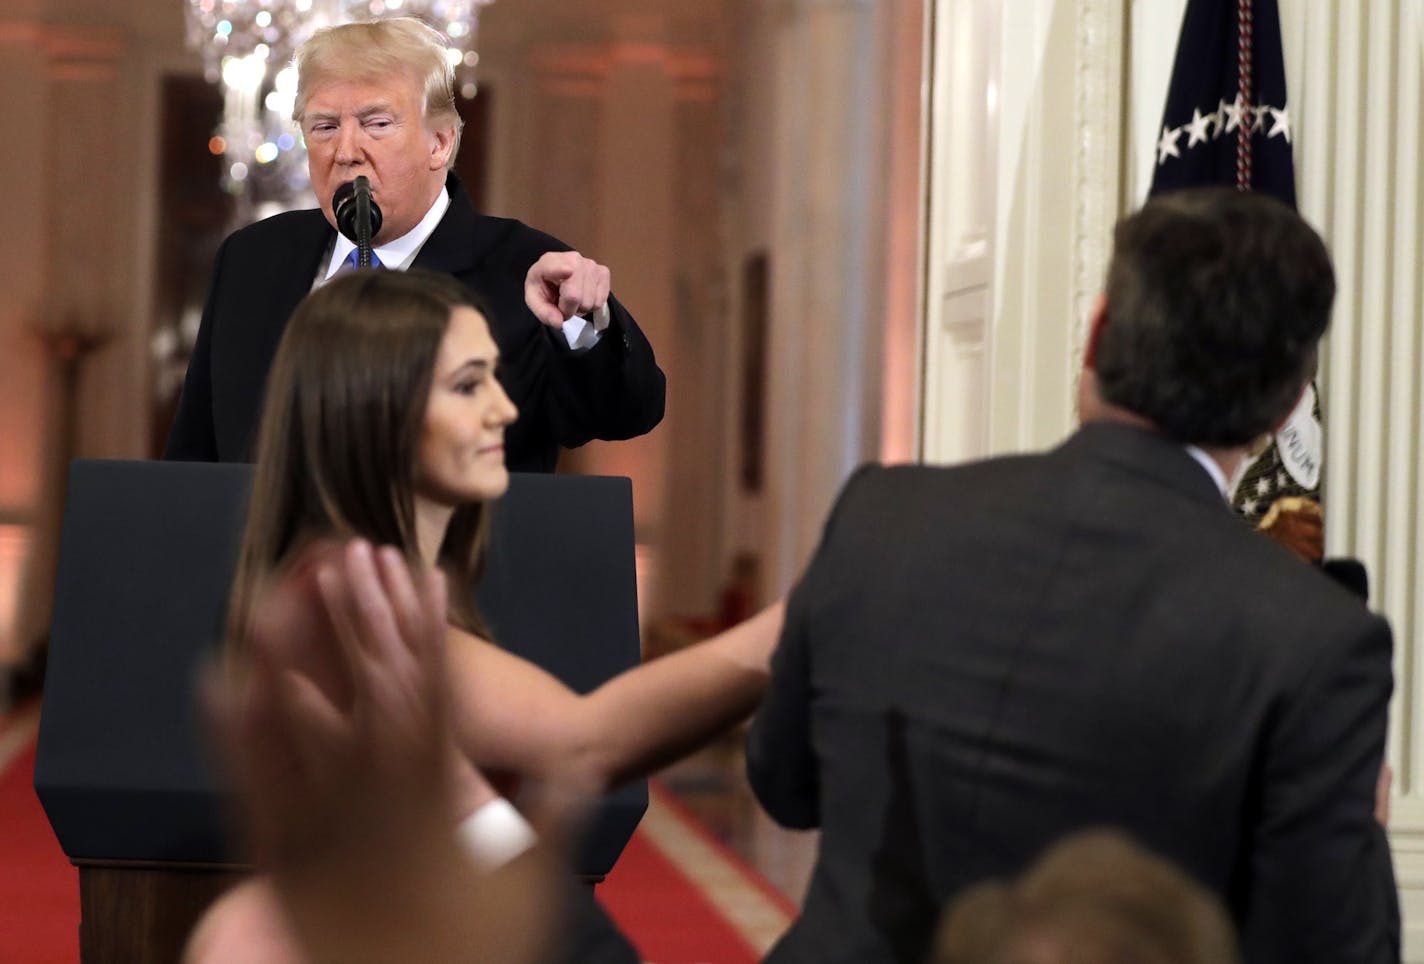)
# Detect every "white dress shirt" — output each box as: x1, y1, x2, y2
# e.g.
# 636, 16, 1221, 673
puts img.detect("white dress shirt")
319, 186, 606, 350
